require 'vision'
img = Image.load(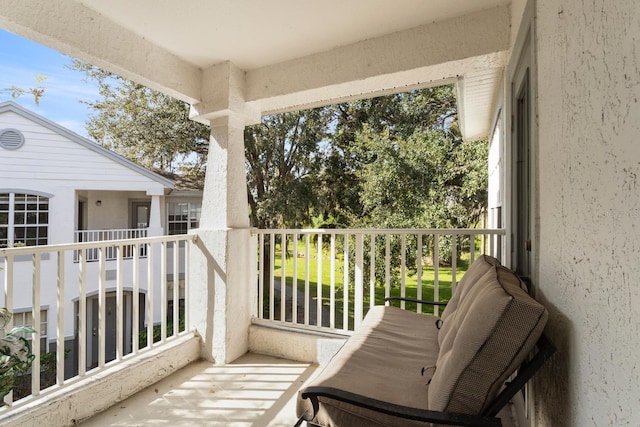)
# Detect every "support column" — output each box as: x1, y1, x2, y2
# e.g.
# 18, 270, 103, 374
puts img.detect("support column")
188, 61, 261, 364
147, 194, 163, 237
189, 112, 258, 364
